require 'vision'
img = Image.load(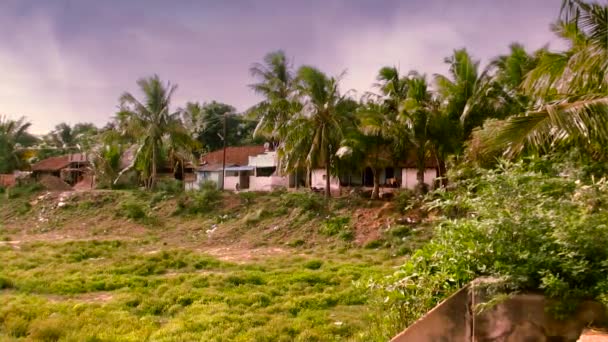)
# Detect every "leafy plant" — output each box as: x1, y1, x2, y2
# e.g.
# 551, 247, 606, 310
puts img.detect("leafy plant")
381, 161, 608, 335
